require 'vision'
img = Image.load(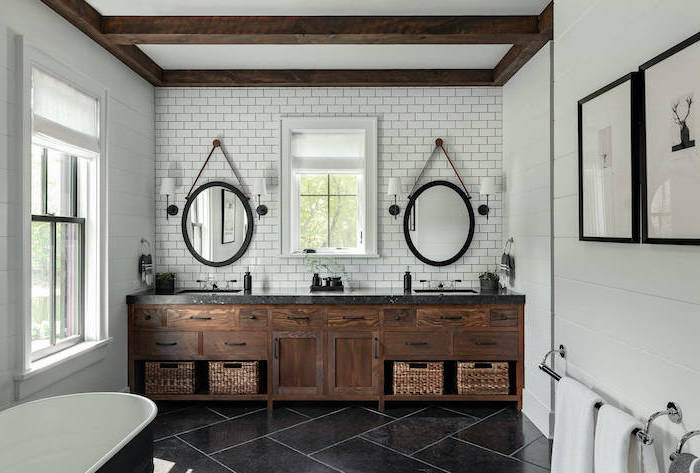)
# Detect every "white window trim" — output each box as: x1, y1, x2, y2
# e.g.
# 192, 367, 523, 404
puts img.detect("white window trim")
17, 39, 109, 383
280, 117, 378, 257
